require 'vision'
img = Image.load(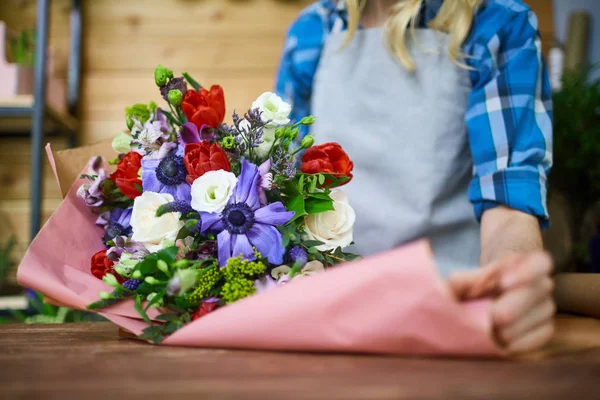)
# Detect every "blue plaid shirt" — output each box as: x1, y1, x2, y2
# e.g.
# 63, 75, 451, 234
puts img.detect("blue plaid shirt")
275, 0, 553, 227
